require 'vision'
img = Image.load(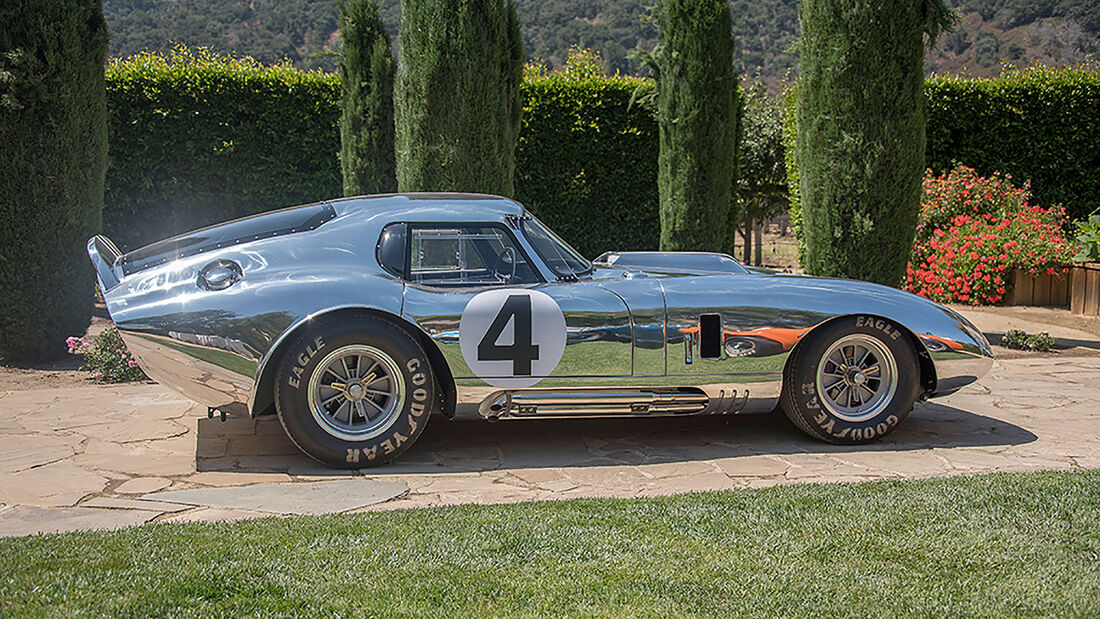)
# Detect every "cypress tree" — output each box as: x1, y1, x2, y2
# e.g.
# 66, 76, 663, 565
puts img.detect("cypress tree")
338, 0, 396, 196
0, 0, 109, 360
797, 0, 954, 285
395, 0, 524, 196
653, 0, 738, 251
